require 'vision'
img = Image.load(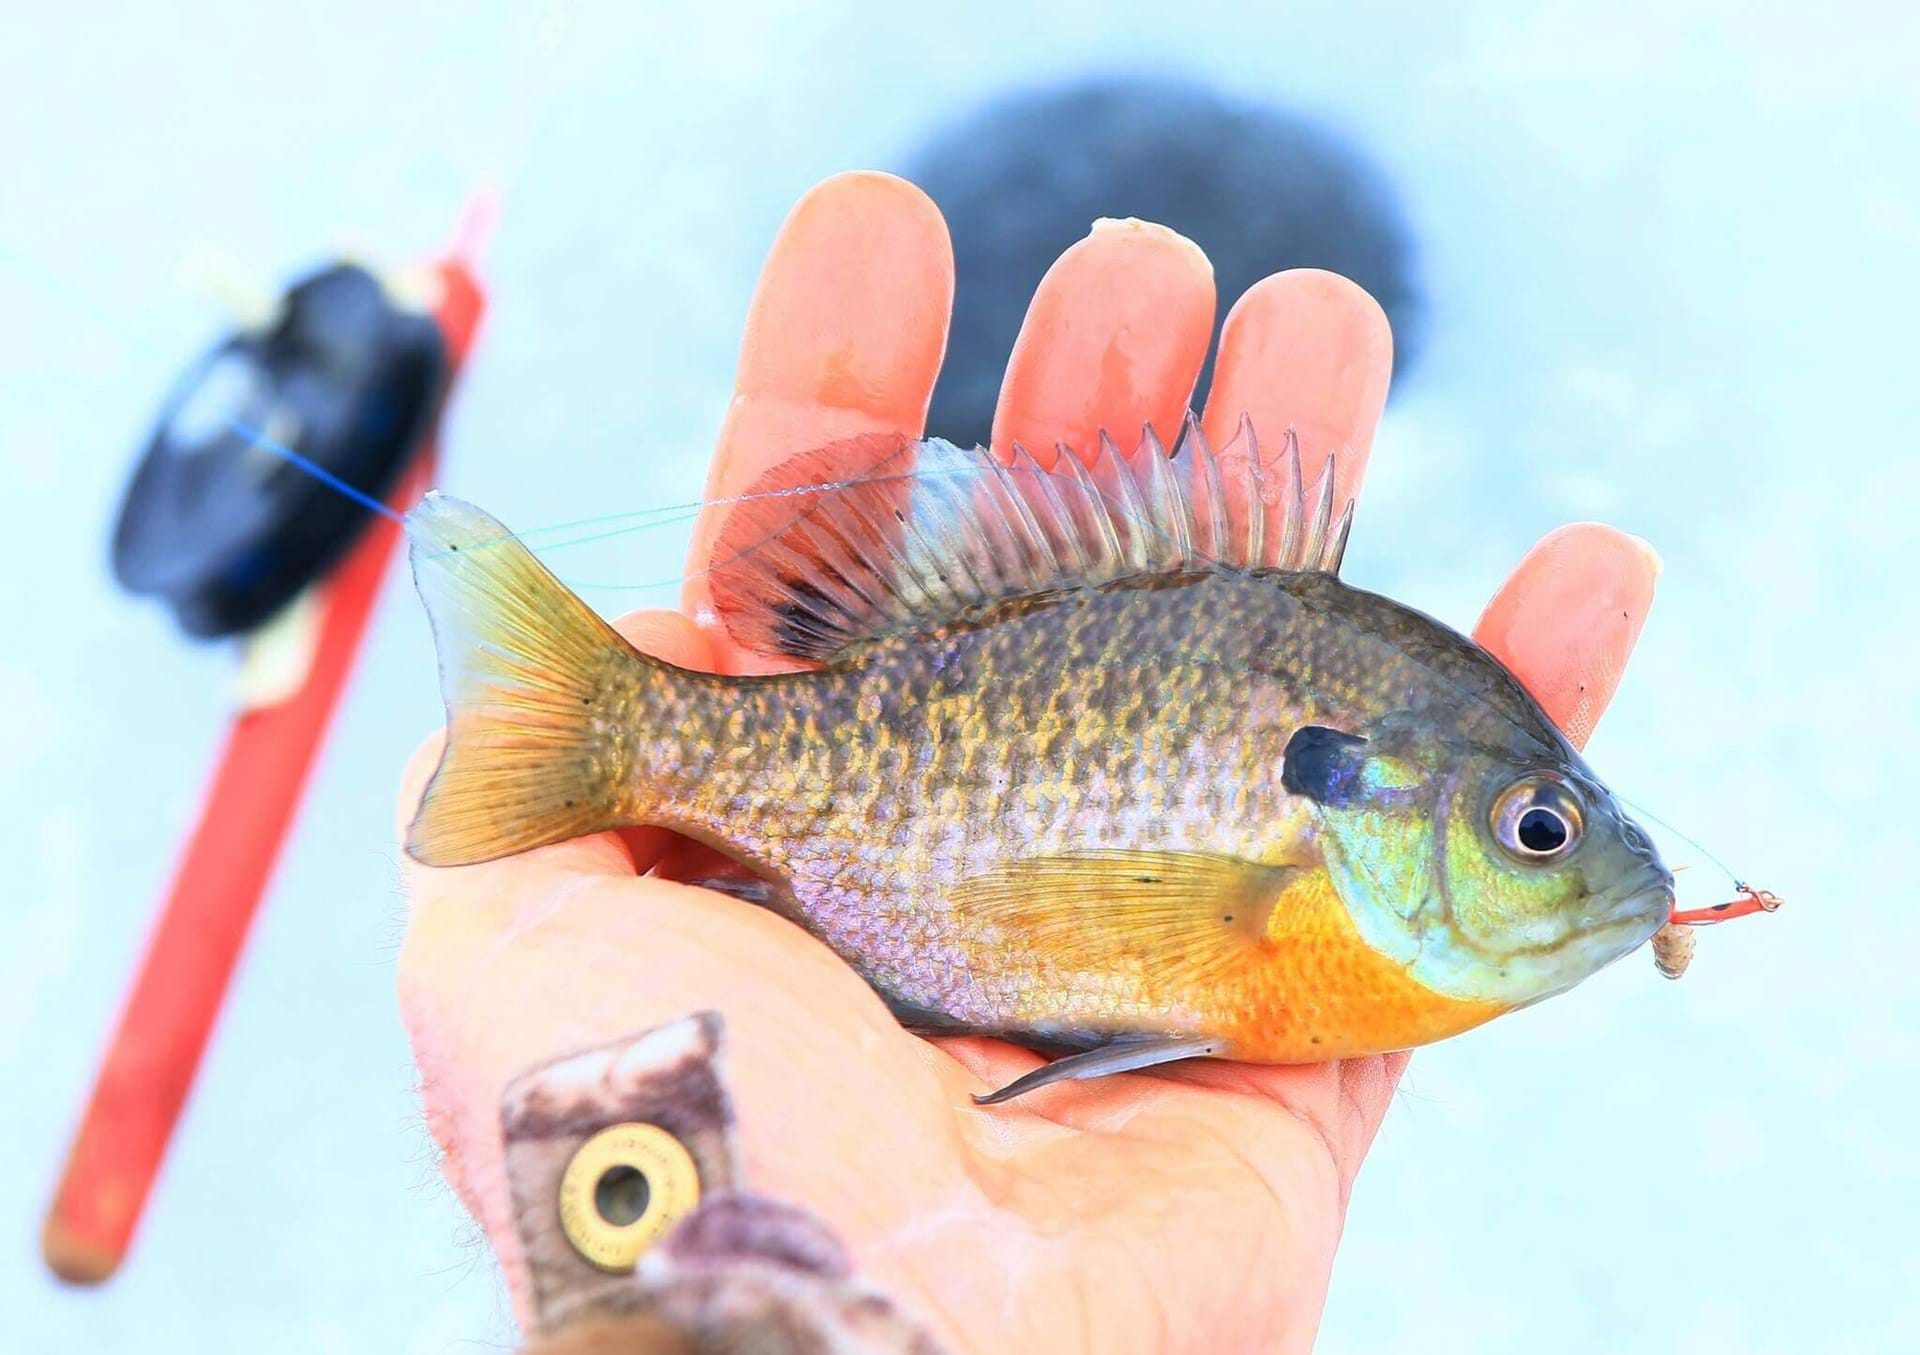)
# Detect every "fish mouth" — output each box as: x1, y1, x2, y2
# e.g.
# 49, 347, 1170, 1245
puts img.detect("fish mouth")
1582, 868, 1676, 956
1494, 871, 1674, 1010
